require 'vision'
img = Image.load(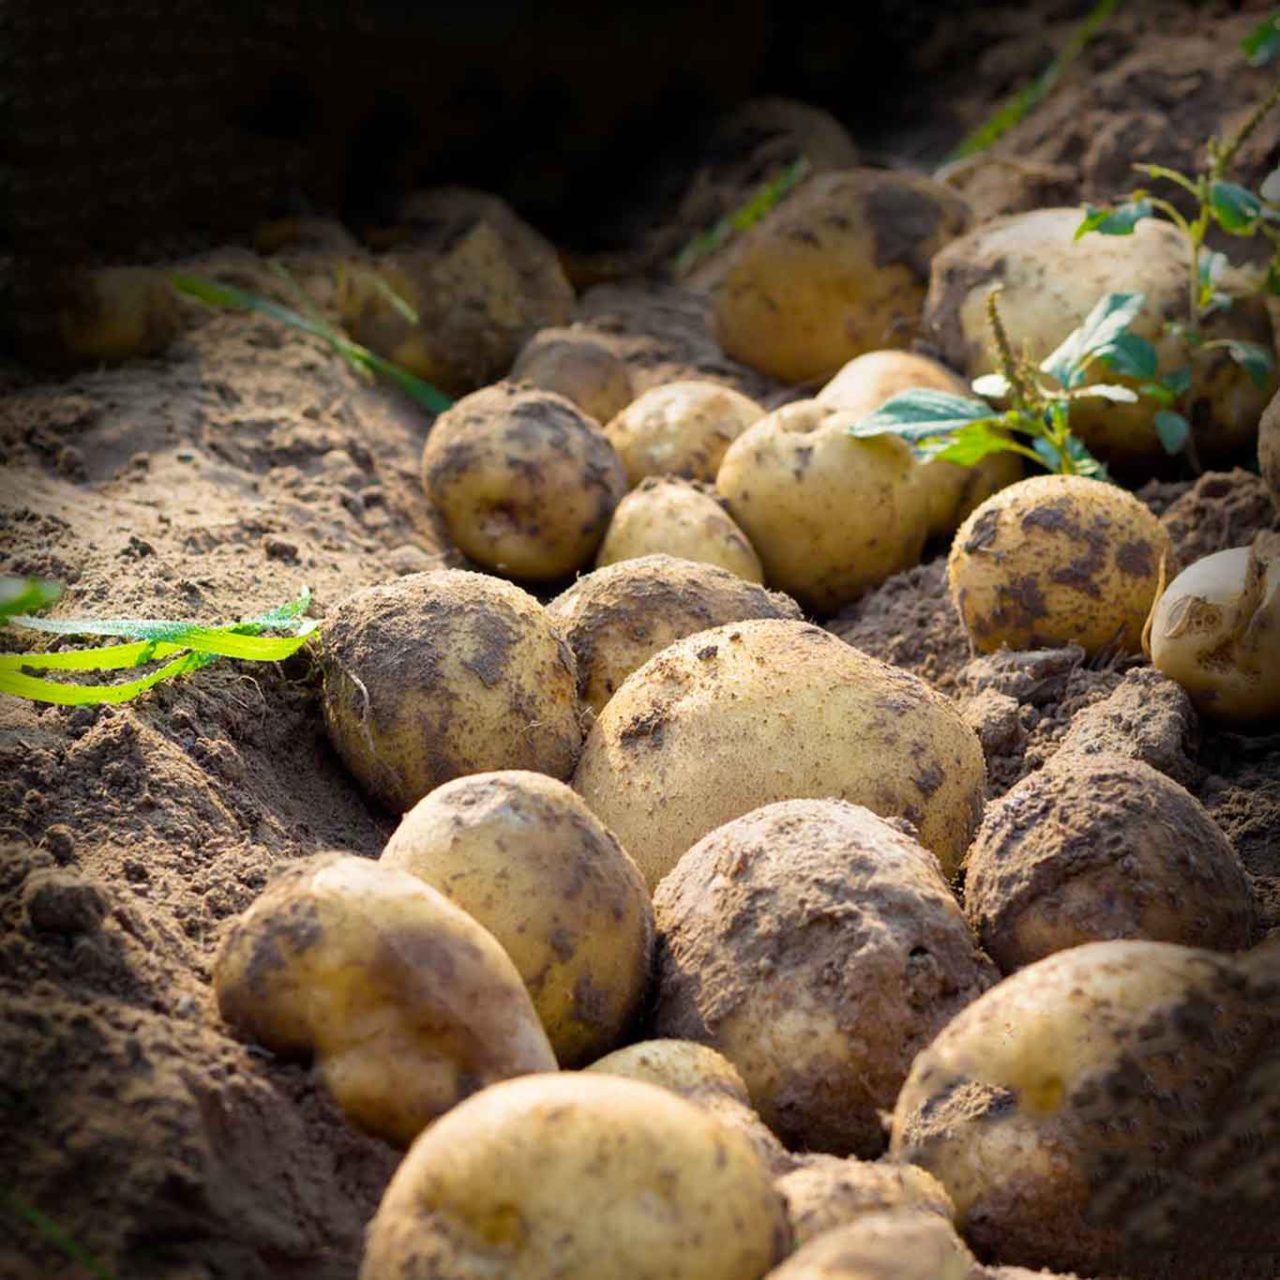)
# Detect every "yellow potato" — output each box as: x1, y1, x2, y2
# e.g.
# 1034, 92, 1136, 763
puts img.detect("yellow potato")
510, 327, 635, 425
767, 1210, 977, 1280
55, 267, 180, 364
